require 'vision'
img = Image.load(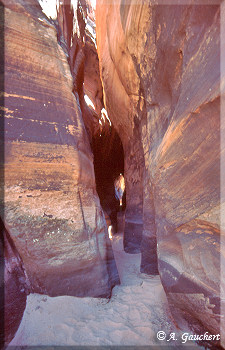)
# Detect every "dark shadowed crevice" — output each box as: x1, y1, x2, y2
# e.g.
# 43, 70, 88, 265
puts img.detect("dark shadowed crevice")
92, 123, 126, 234
1, 219, 29, 345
